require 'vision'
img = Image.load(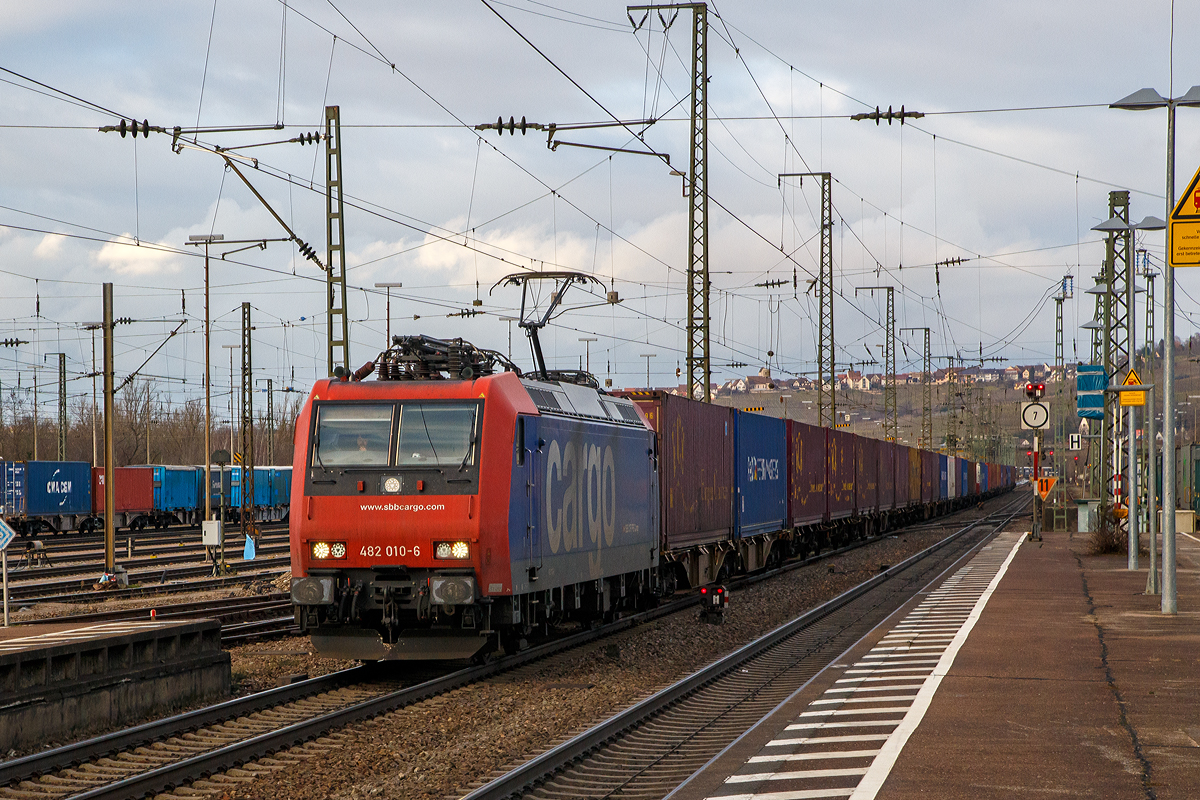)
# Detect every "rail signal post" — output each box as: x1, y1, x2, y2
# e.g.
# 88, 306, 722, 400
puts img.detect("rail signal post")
1022, 382, 1049, 540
